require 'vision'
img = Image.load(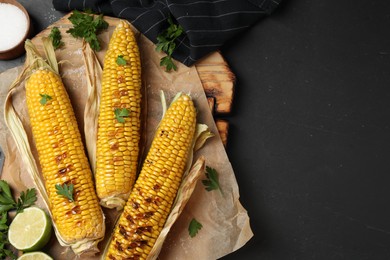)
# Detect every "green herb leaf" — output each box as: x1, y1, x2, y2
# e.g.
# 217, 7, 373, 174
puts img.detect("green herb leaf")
0, 181, 12, 200
0, 212, 8, 231
155, 14, 183, 72
0, 213, 7, 224
188, 218, 202, 238
15, 188, 37, 213
0, 181, 35, 260
0, 205, 14, 214
3, 248, 16, 260
160, 56, 177, 72
55, 183, 75, 202
116, 55, 127, 66
39, 94, 52, 105
202, 166, 223, 193
0, 224, 7, 231
49, 26, 64, 50
67, 10, 108, 51
0, 194, 14, 205
0, 181, 15, 213
114, 108, 130, 123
